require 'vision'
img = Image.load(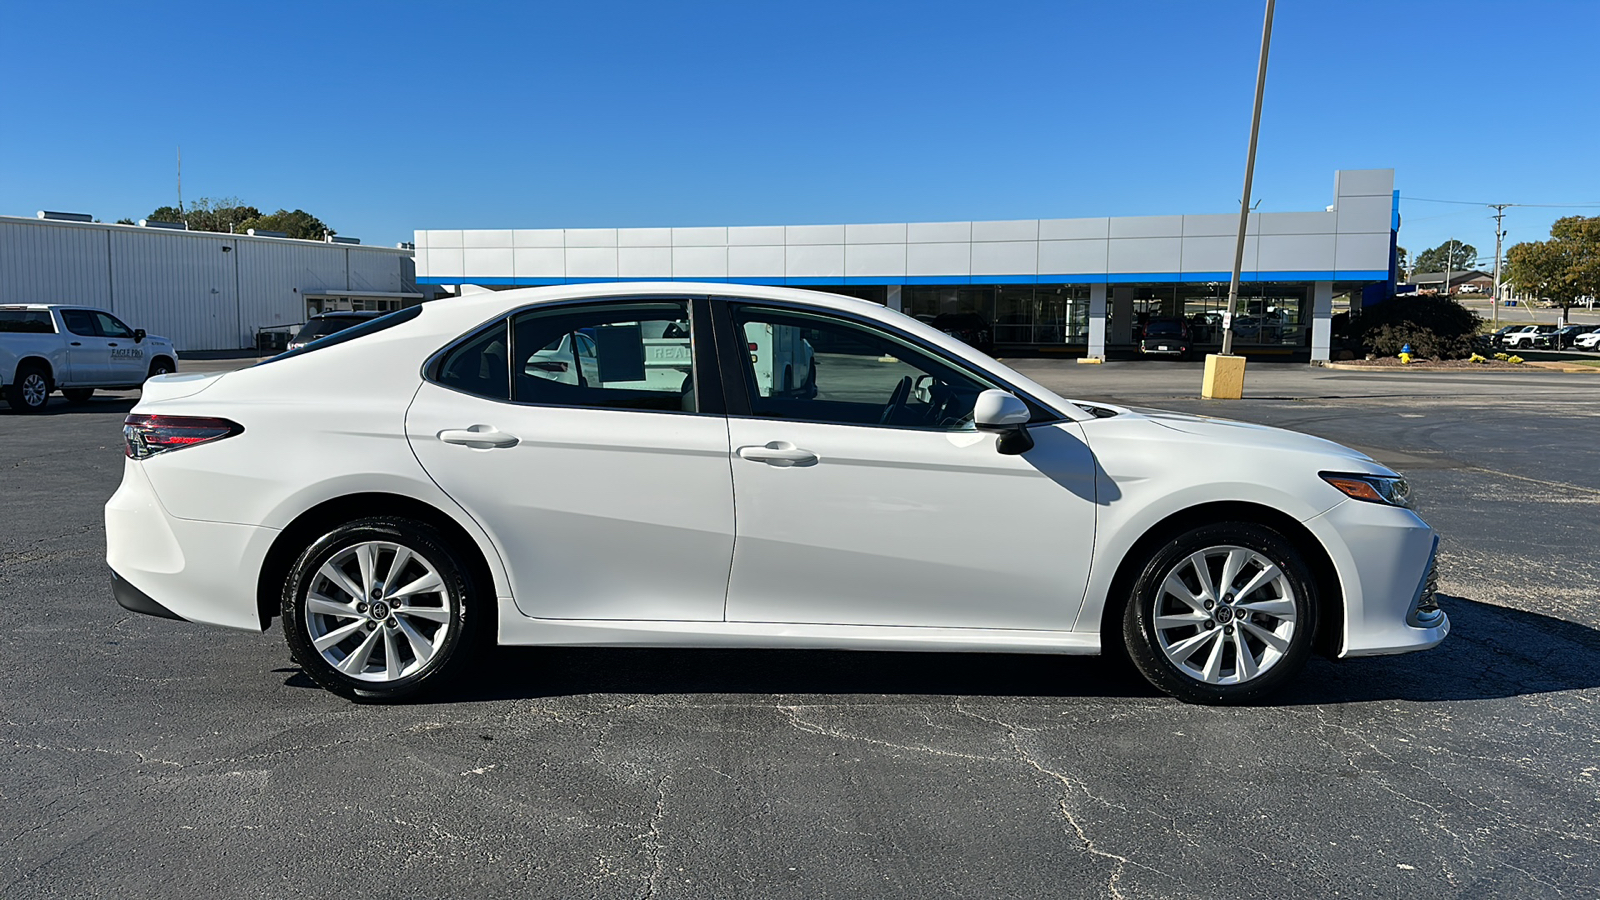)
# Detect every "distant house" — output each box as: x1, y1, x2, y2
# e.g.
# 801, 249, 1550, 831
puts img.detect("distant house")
1404, 270, 1494, 296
